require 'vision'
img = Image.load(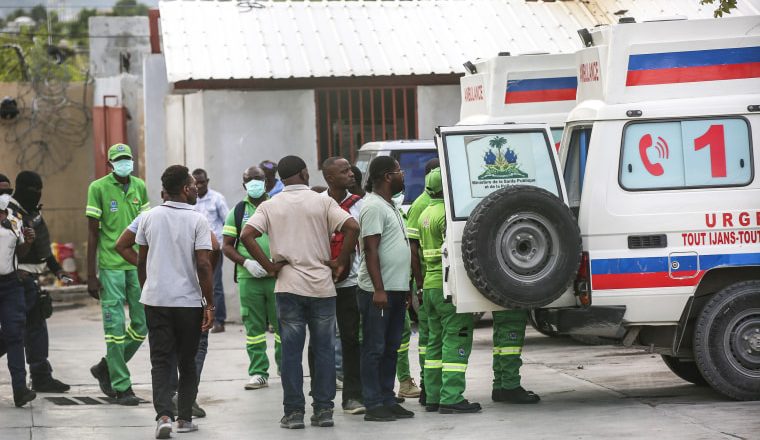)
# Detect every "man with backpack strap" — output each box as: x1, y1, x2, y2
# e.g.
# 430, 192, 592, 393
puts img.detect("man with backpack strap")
222, 165, 281, 390
319, 157, 365, 415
